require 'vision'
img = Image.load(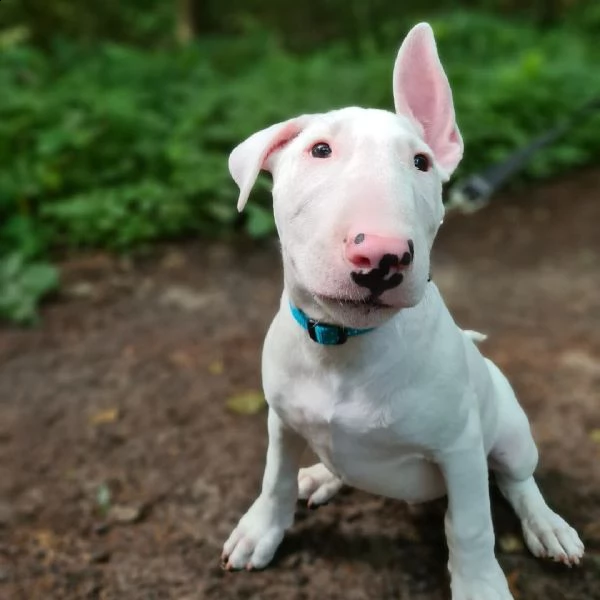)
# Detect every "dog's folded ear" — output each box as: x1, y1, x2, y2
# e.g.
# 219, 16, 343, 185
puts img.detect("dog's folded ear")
393, 23, 463, 178
229, 116, 310, 212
